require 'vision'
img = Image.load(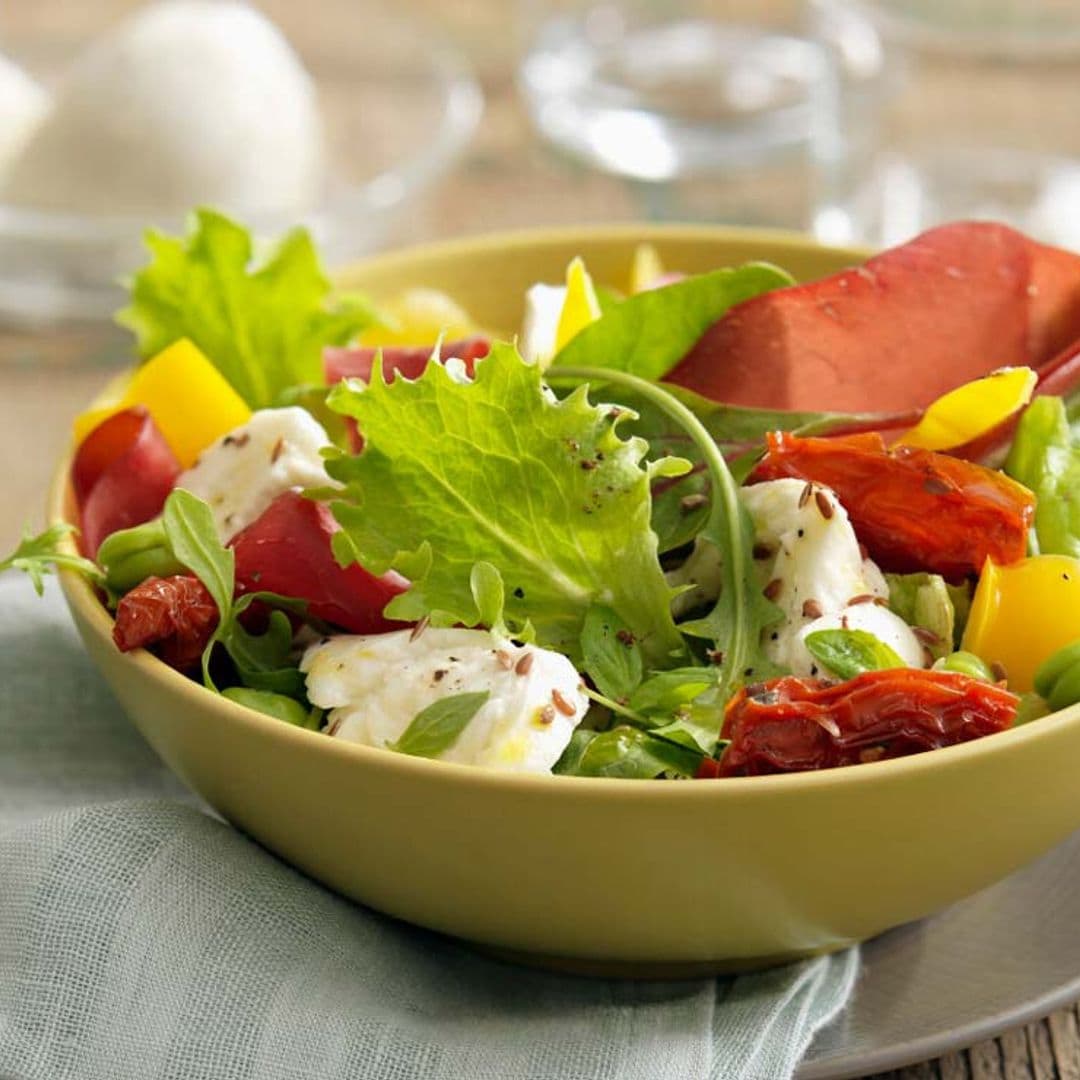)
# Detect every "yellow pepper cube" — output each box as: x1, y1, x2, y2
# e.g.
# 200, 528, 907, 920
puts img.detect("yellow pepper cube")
73, 339, 251, 468
962, 554, 1080, 692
